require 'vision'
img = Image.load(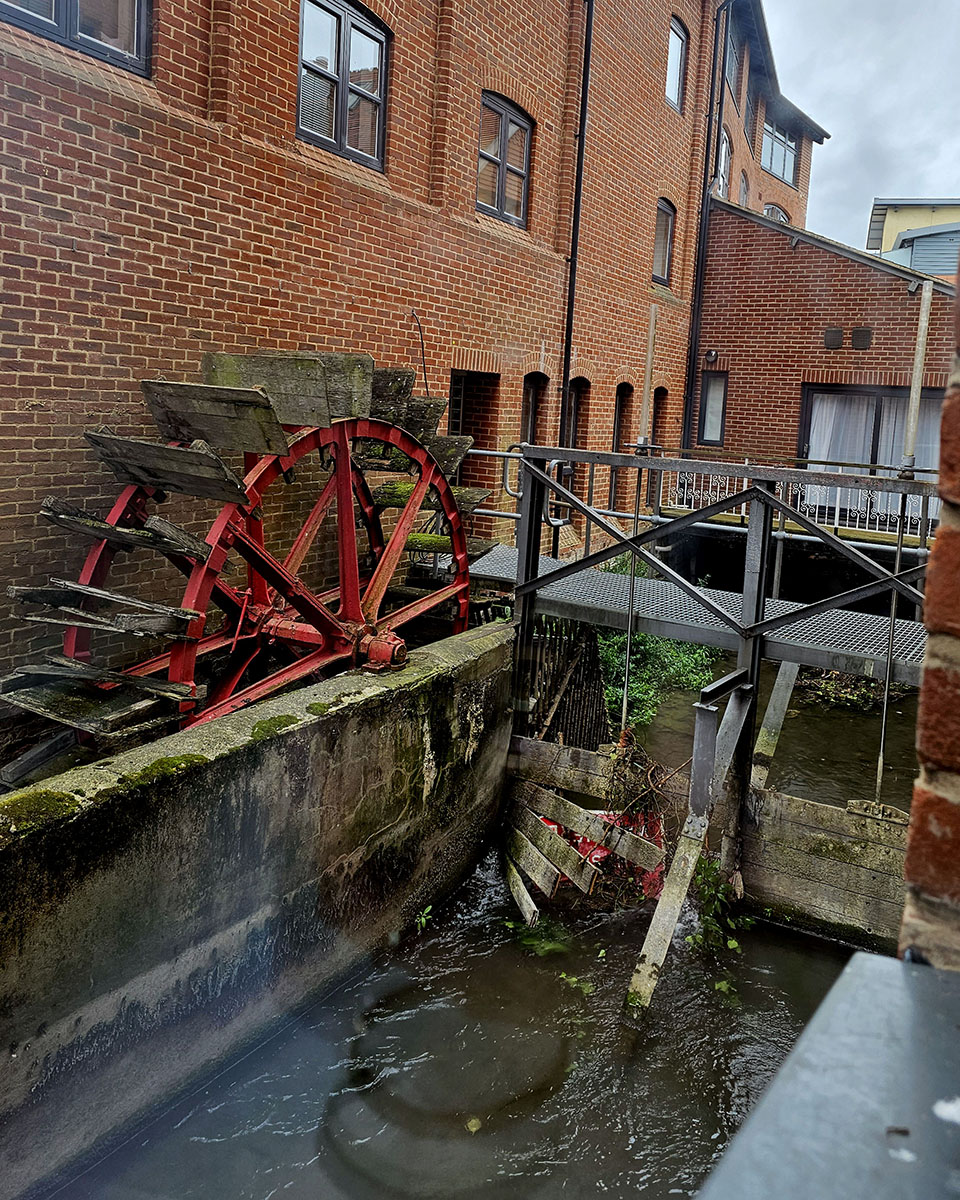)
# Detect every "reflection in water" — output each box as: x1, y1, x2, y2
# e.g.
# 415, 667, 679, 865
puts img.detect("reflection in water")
641, 655, 918, 810
47, 858, 849, 1200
